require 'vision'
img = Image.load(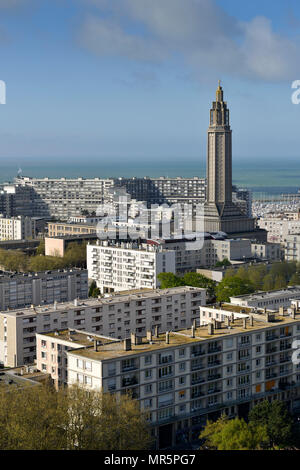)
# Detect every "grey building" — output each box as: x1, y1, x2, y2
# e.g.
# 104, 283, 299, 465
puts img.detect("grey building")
0, 268, 88, 311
